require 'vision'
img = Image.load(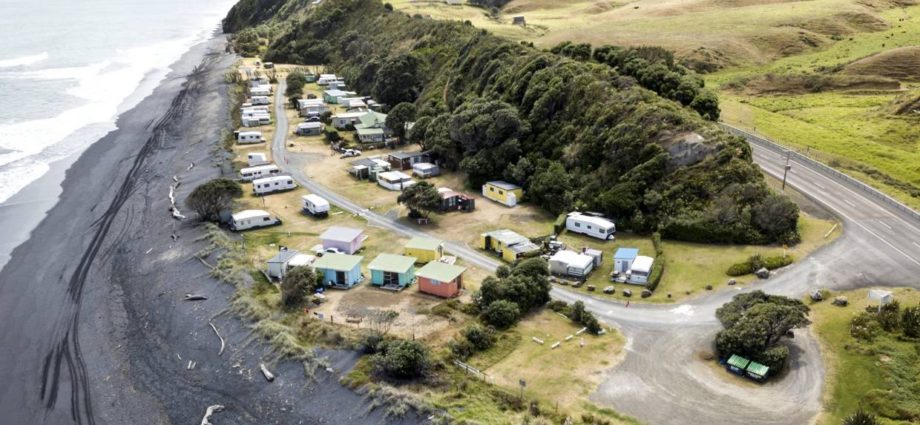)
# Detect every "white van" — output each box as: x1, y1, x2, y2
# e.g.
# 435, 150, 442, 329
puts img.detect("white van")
240, 164, 280, 181
302, 194, 330, 217
247, 152, 269, 167
565, 212, 616, 240
252, 176, 296, 195
229, 210, 281, 231
236, 131, 264, 144
250, 96, 271, 105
